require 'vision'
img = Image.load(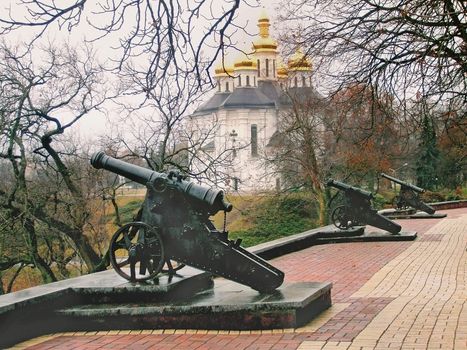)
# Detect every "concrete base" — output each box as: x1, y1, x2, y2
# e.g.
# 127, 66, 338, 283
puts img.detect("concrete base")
379, 208, 416, 216
57, 280, 331, 331
250, 225, 416, 258
324, 230, 418, 243
250, 225, 365, 260
313, 230, 417, 244
0, 267, 212, 348
379, 208, 447, 220
72, 267, 213, 304
407, 212, 447, 219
